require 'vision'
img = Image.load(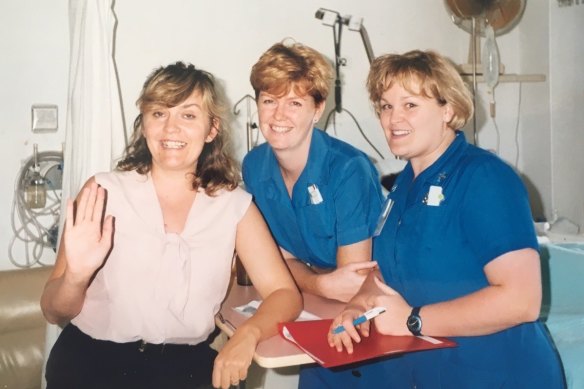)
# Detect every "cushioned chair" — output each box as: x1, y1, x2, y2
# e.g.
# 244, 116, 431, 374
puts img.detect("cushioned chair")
0, 266, 52, 389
